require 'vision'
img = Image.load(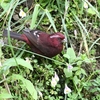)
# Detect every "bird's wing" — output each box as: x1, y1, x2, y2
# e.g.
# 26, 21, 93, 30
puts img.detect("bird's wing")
24, 29, 54, 56
24, 30, 41, 46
